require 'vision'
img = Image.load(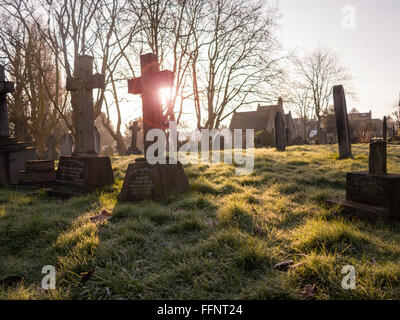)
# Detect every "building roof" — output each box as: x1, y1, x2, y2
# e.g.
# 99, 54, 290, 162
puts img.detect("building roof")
229, 101, 284, 131
349, 107, 359, 114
